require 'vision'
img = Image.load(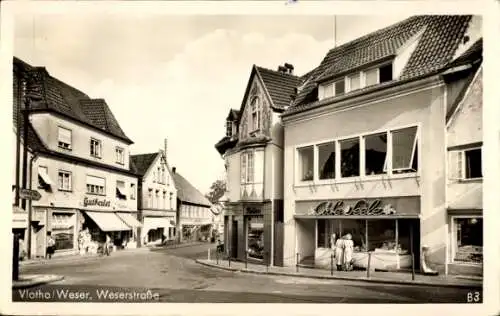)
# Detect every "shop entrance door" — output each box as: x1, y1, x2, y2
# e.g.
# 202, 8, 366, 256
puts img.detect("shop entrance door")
33, 223, 45, 258
231, 220, 238, 258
